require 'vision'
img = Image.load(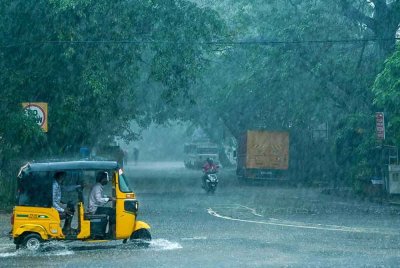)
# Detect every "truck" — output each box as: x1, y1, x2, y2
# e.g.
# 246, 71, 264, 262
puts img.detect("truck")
184, 141, 219, 169
236, 130, 289, 181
